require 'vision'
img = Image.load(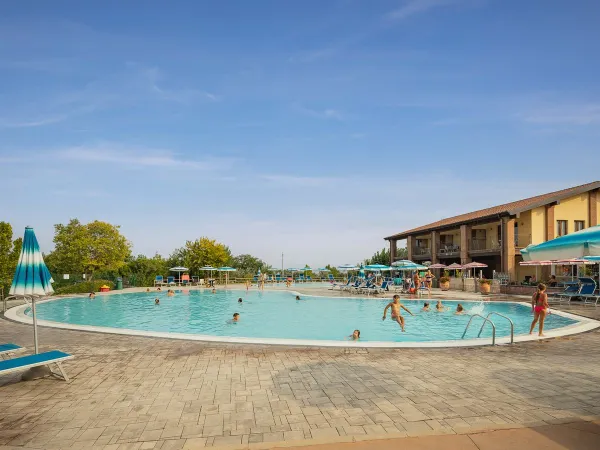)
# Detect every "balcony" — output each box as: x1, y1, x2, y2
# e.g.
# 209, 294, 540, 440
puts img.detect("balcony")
437, 243, 460, 257
412, 247, 431, 259
515, 234, 531, 249
469, 239, 501, 254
